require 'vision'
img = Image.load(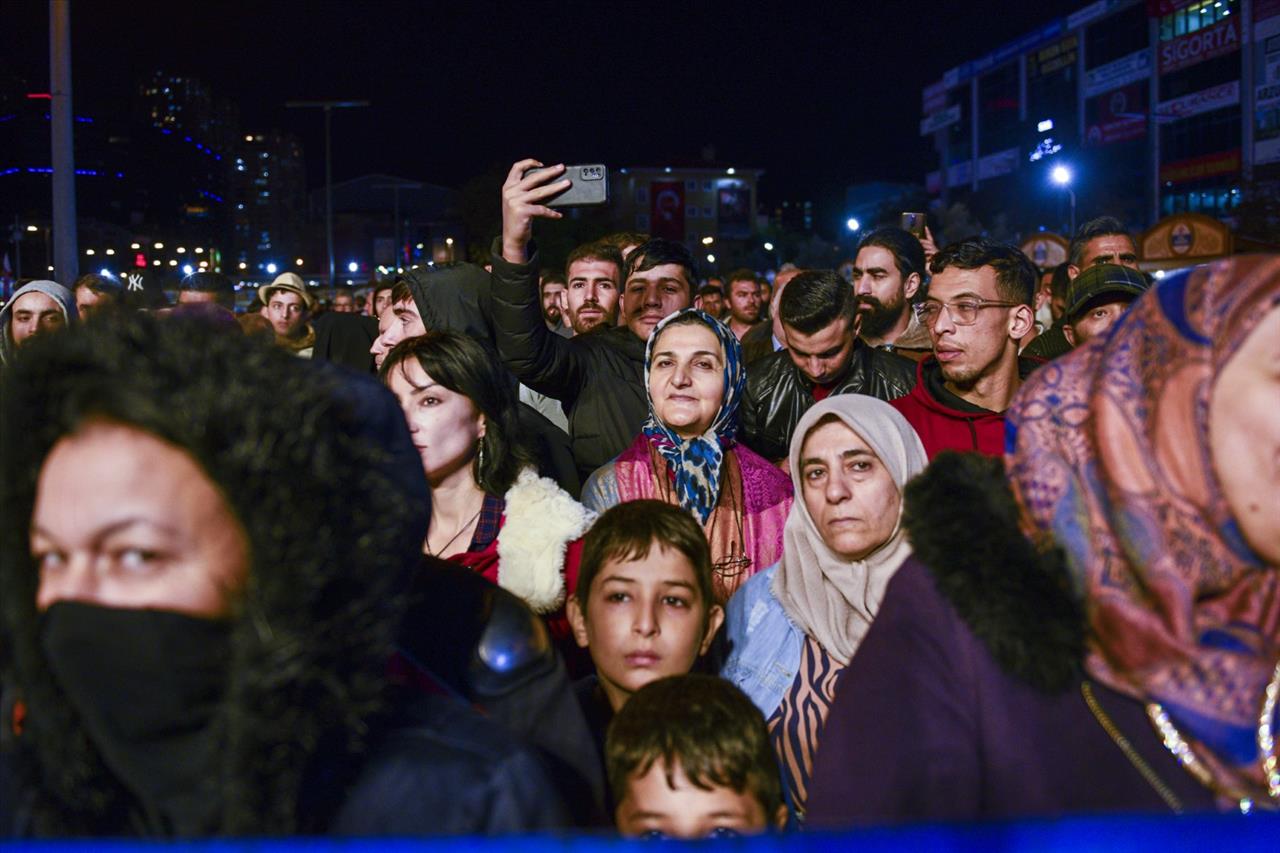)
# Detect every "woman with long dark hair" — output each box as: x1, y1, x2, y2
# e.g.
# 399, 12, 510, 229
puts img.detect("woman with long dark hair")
379, 330, 594, 616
